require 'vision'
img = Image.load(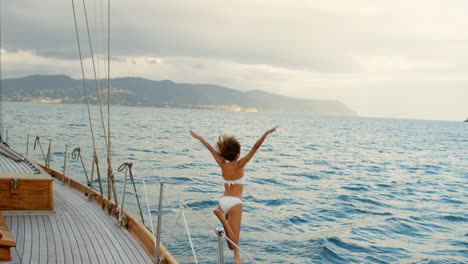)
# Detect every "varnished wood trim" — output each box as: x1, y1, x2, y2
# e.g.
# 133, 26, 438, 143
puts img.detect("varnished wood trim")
49, 180, 54, 210
38, 164, 178, 264
0, 178, 52, 181
0, 212, 16, 261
